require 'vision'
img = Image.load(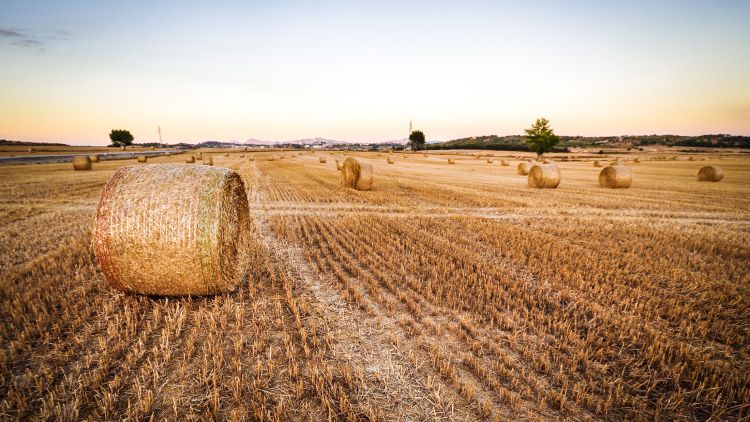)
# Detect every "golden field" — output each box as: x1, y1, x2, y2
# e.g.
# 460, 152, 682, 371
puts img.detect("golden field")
1, 150, 748, 421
